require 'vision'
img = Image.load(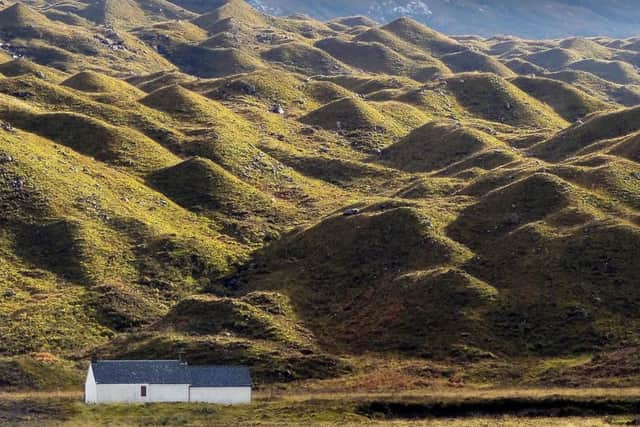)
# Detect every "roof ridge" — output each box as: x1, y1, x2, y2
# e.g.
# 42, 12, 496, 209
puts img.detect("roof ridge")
188, 365, 250, 368
94, 359, 182, 362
